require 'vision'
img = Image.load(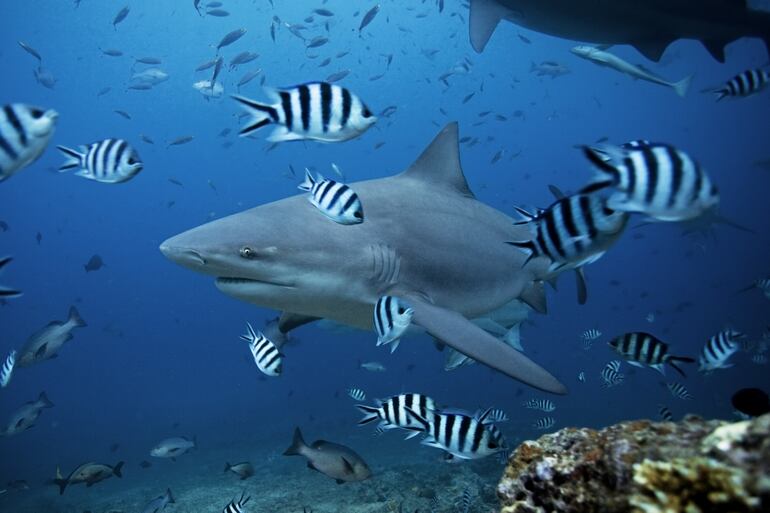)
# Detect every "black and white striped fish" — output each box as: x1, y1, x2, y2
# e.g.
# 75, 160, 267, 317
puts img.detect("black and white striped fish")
582, 143, 719, 222
374, 296, 413, 352
608, 332, 694, 377
752, 354, 767, 365
57, 138, 143, 183
298, 169, 363, 224
667, 382, 693, 400
232, 82, 376, 142
658, 404, 673, 421
0, 256, 21, 298
582, 329, 602, 341
600, 360, 624, 388
347, 387, 366, 401
713, 69, 770, 101
0, 104, 58, 182
522, 399, 555, 412
484, 408, 509, 423
404, 407, 507, 460
0, 350, 15, 388
239, 322, 282, 376
356, 393, 437, 438
698, 329, 743, 372
737, 277, 770, 299
508, 188, 627, 304
460, 488, 472, 513
577, 371, 586, 382
222, 492, 250, 513
533, 416, 555, 430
